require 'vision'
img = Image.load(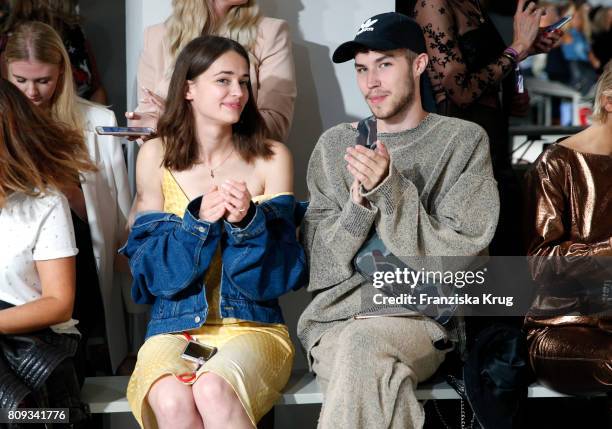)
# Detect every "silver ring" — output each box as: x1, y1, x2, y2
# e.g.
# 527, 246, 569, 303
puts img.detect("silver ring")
239, 208, 246, 212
